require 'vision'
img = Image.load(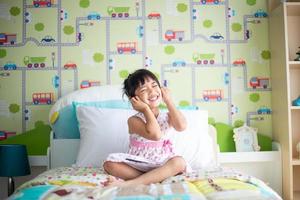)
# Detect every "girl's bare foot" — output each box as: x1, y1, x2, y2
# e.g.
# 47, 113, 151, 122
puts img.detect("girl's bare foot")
103, 176, 124, 187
